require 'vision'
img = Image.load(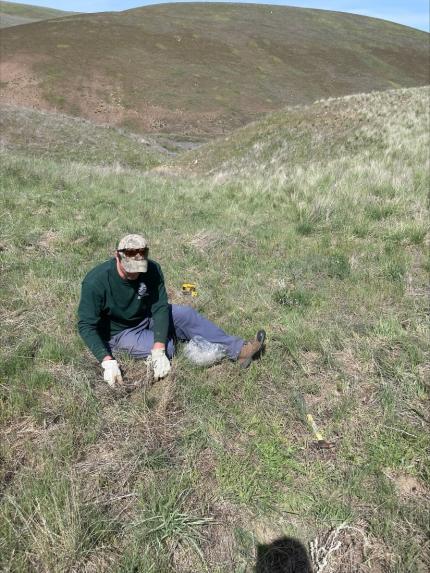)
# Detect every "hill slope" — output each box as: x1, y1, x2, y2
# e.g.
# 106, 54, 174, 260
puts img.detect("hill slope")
0, 2, 428, 135
0, 104, 182, 168
0, 1, 74, 28
172, 86, 430, 175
